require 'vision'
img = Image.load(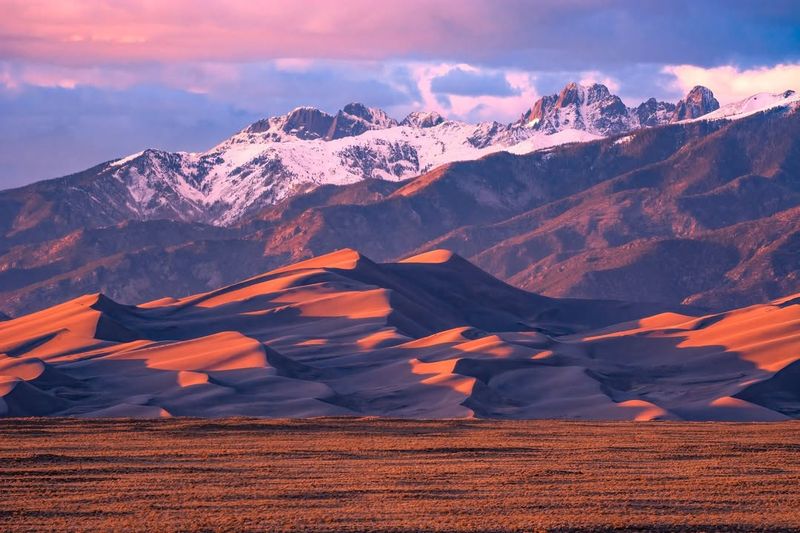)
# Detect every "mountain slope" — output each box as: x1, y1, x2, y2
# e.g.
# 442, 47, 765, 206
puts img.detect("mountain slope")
1, 248, 797, 420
